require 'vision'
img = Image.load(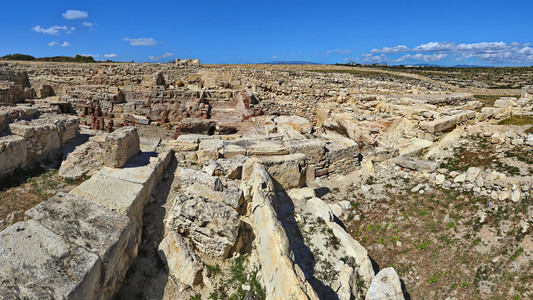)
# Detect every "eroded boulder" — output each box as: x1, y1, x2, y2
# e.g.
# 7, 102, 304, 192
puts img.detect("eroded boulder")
158, 232, 203, 287
166, 193, 241, 258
